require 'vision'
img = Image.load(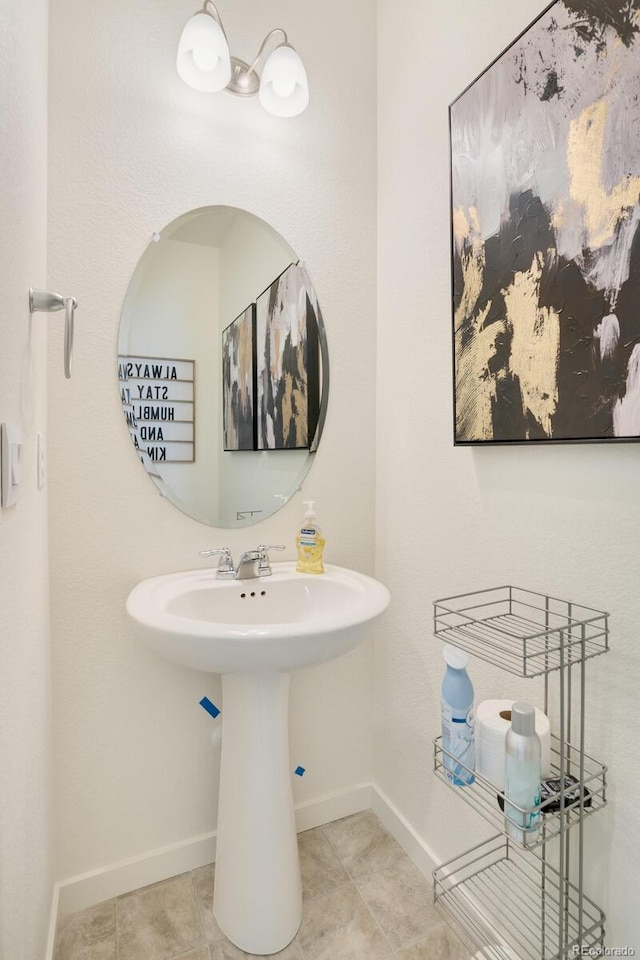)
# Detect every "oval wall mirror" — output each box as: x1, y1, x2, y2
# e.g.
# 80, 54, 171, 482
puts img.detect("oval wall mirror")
118, 206, 329, 527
